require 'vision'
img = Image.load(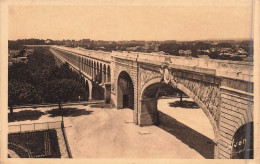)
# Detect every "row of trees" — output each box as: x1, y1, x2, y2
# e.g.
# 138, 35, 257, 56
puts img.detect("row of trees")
8, 47, 88, 106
